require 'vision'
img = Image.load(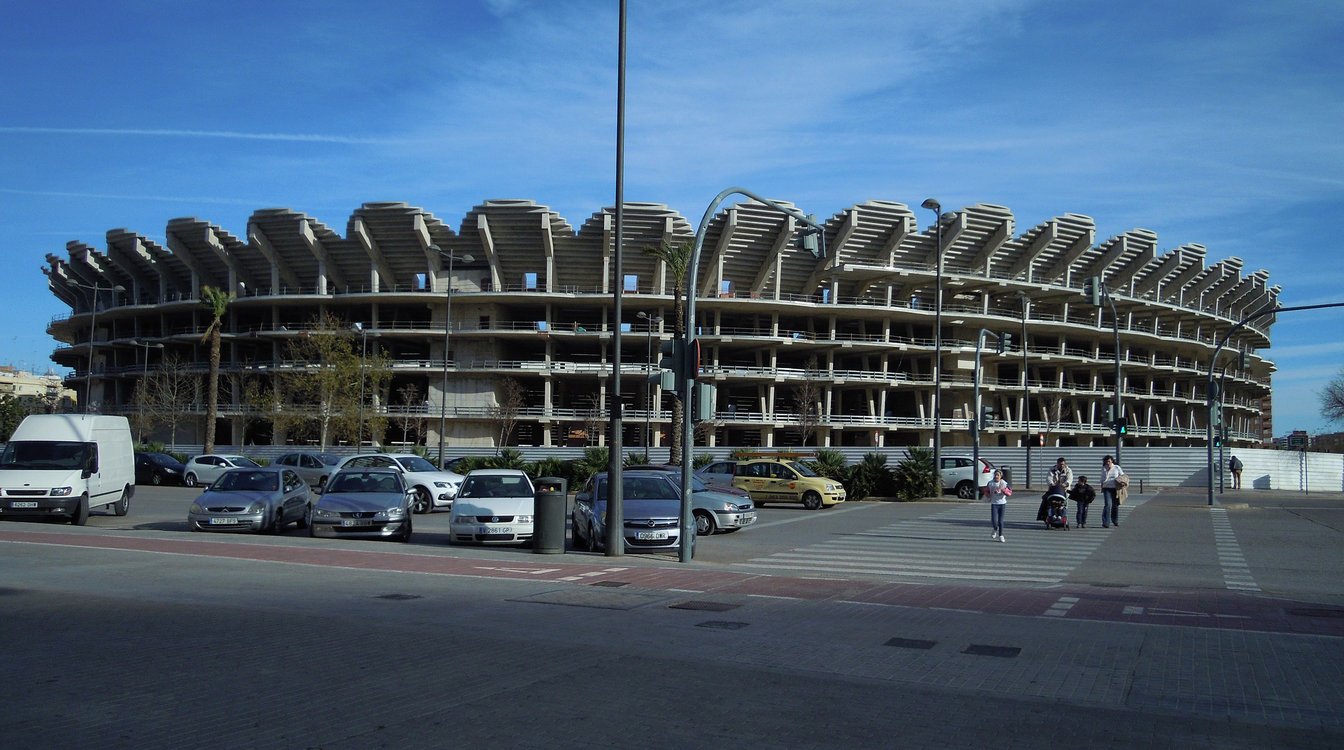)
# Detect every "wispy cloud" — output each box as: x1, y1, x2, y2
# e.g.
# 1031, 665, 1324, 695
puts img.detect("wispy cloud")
0, 187, 267, 206
0, 126, 408, 145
